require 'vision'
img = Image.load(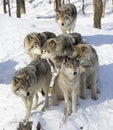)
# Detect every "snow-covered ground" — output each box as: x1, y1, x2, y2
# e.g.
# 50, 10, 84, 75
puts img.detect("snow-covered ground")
0, 0, 113, 130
